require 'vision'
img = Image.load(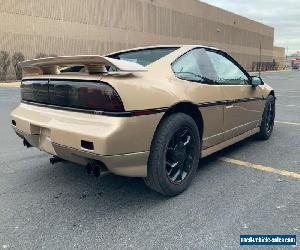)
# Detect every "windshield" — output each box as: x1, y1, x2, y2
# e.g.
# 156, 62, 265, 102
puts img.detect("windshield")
108, 47, 179, 66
